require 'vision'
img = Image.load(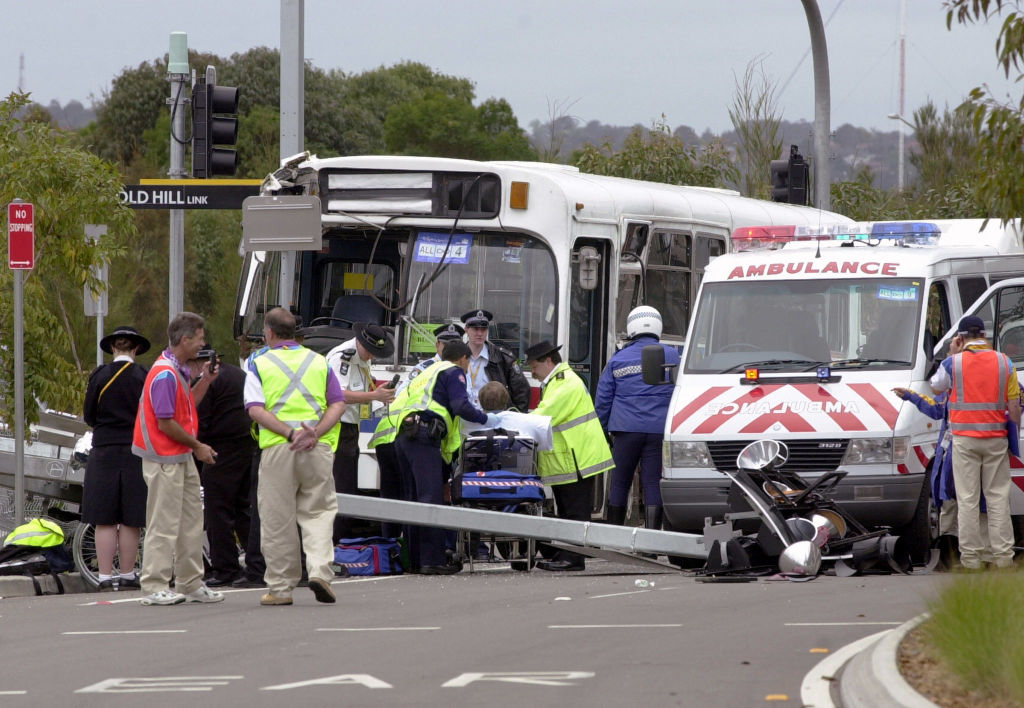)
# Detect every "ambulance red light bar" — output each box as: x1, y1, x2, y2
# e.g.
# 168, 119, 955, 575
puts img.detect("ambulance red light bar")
730, 225, 795, 251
